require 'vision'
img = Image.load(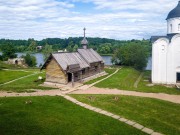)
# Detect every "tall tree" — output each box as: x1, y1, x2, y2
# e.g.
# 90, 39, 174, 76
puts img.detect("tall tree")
1, 42, 17, 60
42, 44, 53, 61
112, 43, 149, 70
27, 40, 37, 52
